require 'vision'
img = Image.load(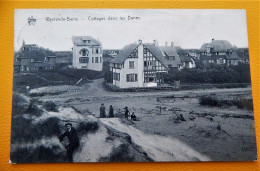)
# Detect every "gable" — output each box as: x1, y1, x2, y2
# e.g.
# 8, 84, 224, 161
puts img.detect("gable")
111, 43, 139, 64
